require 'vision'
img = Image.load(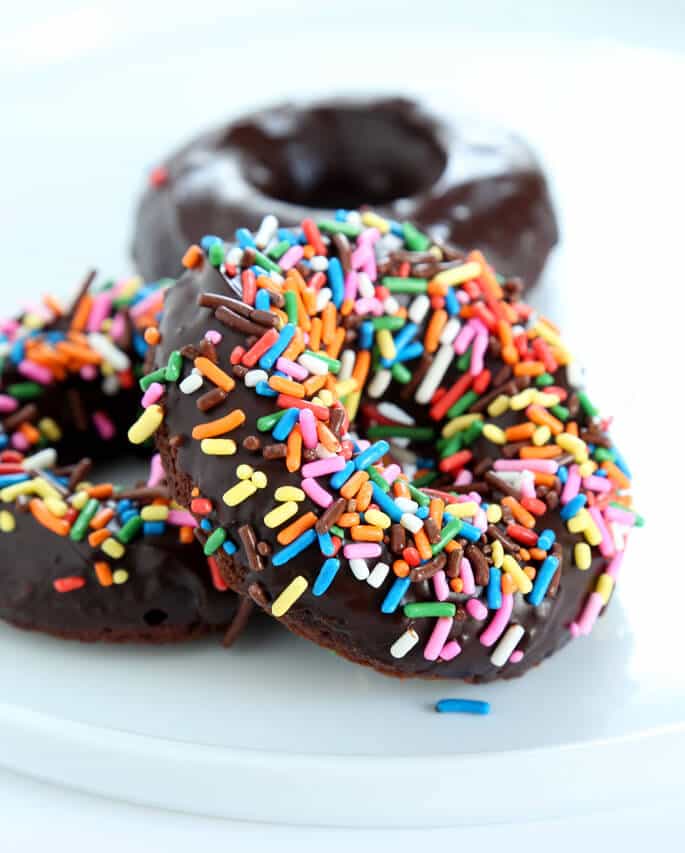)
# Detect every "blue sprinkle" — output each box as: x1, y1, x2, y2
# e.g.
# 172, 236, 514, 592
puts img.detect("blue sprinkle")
359, 321, 374, 350
416, 456, 435, 469
222, 539, 237, 556
255, 380, 278, 397
272, 407, 299, 441
371, 483, 402, 522
133, 334, 148, 359
120, 508, 138, 525
330, 460, 356, 490
235, 228, 256, 249
272, 528, 317, 566
328, 257, 345, 308
335, 209, 348, 222
392, 322, 418, 353
355, 440, 389, 471
117, 500, 133, 514
277, 228, 298, 245
389, 220, 404, 238
200, 235, 222, 251
557, 465, 568, 484
0, 473, 30, 487
528, 556, 560, 606
487, 567, 502, 609
143, 521, 165, 536
435, 698, 490, 715
200, 518, 212, 531
313, 558, 340, 596
444, 287, 459, 316
0, 435, 8, 450
458, 521, 481, 542
381, 576, 411, 613
612, 449, 632, 479
595, 469, 608, 478
560, 494, 586, 521
317, 530, 335, 557
394, 341, 424, 363
255, 289, 270, 311
416, 506, 429, 520
537, 529, 555, 551
10, 339, 25, 364
259, 323, 295, 370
